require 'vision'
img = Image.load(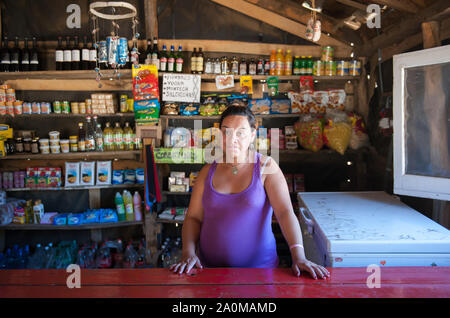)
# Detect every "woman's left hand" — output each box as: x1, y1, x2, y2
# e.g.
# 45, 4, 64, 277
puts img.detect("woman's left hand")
291, 257, 330, 279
